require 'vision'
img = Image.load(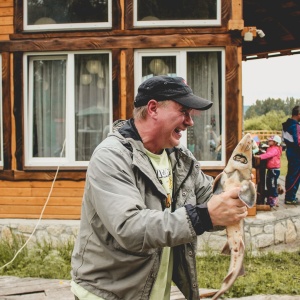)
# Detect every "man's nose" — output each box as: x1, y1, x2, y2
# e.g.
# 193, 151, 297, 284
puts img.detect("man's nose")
184, 113, 194, 126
